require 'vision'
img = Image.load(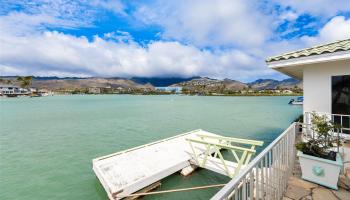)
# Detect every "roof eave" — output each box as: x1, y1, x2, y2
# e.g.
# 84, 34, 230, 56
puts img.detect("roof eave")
266, 51, 350, 80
